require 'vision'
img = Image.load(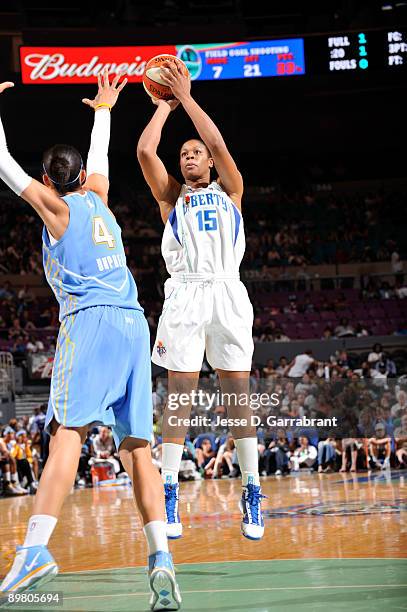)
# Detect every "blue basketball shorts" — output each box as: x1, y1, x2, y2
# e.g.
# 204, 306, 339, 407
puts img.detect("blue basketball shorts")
45, 306, 152, 449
